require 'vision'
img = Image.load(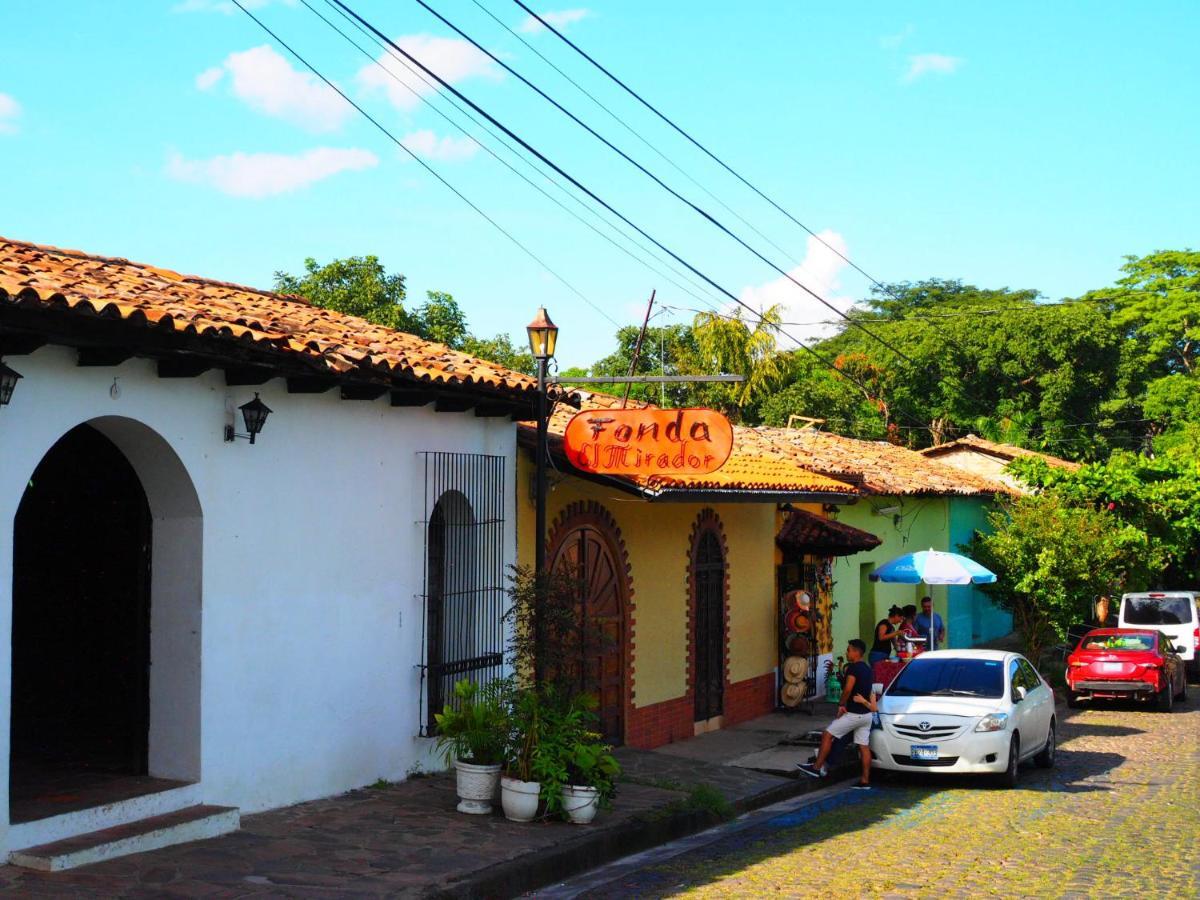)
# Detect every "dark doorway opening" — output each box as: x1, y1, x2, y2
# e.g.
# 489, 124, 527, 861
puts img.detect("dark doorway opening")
10, 424, 157, 823
693, 529, 726, 723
